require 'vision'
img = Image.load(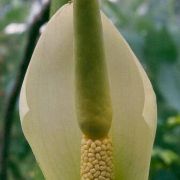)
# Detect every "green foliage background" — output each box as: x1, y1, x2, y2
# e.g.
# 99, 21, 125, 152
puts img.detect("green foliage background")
0, 0, 180, 179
